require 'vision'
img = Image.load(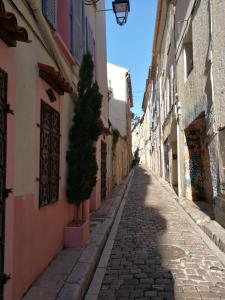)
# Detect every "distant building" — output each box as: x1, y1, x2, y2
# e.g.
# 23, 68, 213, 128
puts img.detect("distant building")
107, 63, 133, 185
